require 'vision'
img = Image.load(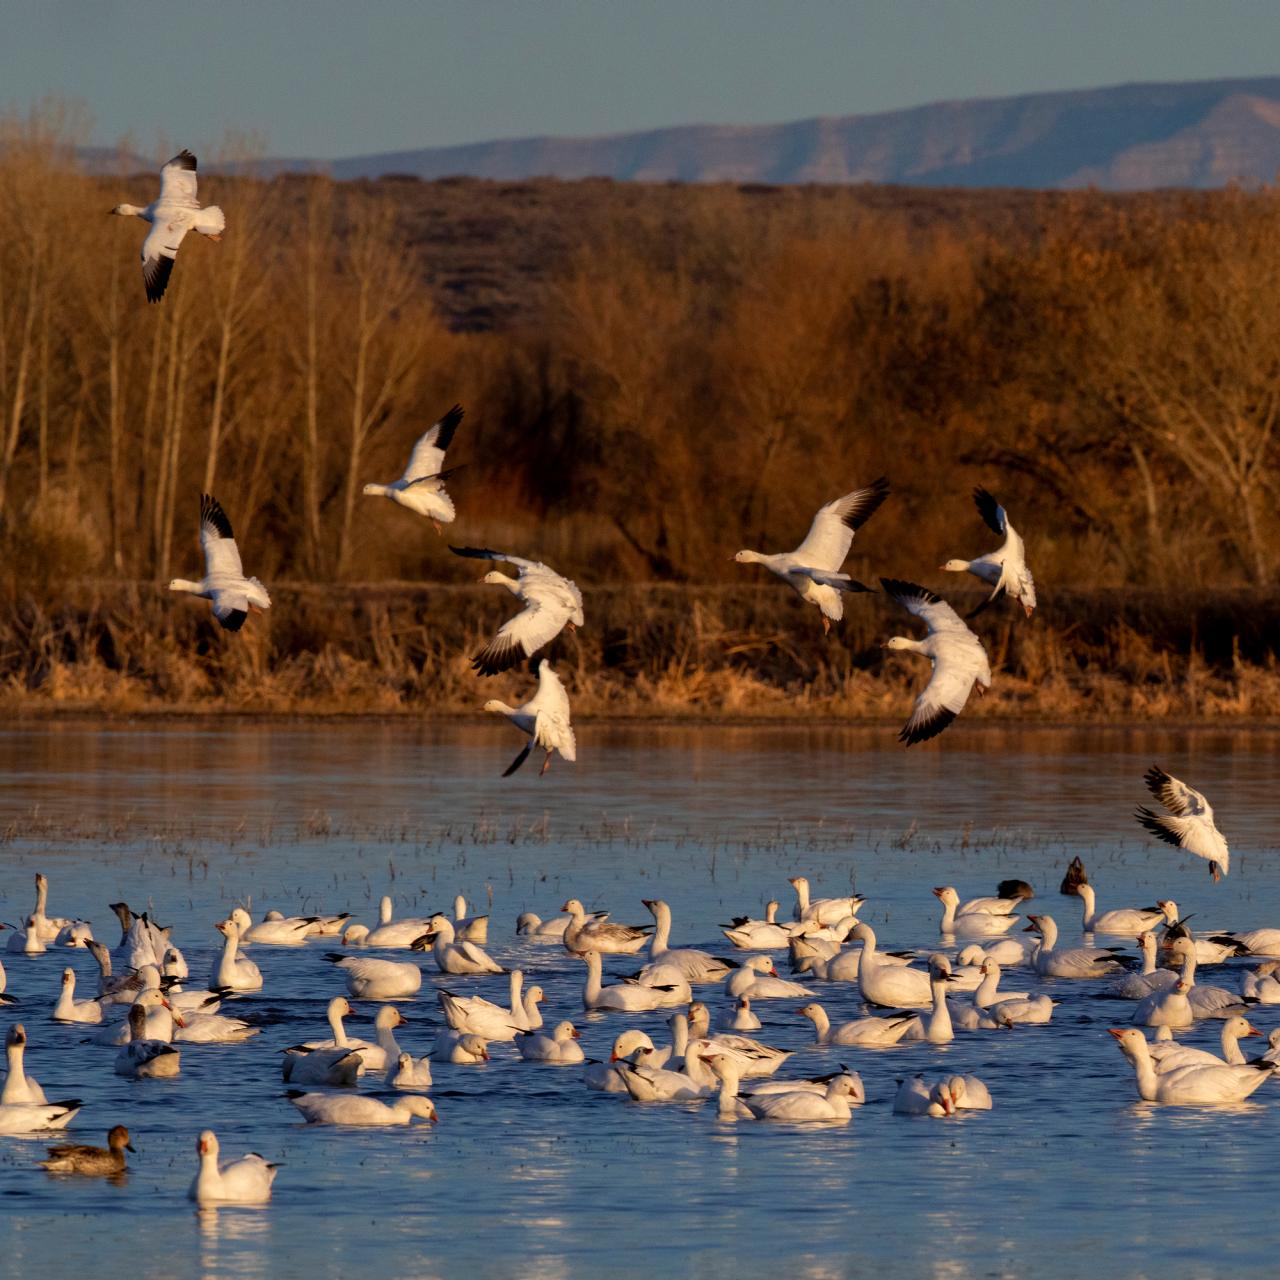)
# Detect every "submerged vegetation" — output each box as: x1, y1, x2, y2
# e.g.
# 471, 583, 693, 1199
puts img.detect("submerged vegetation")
2, 105, 1280, 718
